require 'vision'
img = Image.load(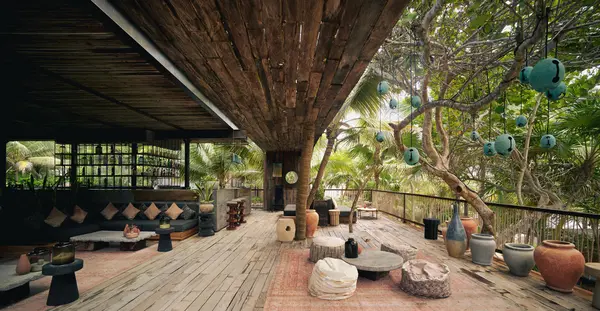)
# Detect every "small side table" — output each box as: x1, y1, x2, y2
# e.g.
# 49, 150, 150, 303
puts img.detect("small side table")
328, 209, 340, 226
155, 227, 175, 252
42, 259, 83, 306
198, 213, 215, 237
